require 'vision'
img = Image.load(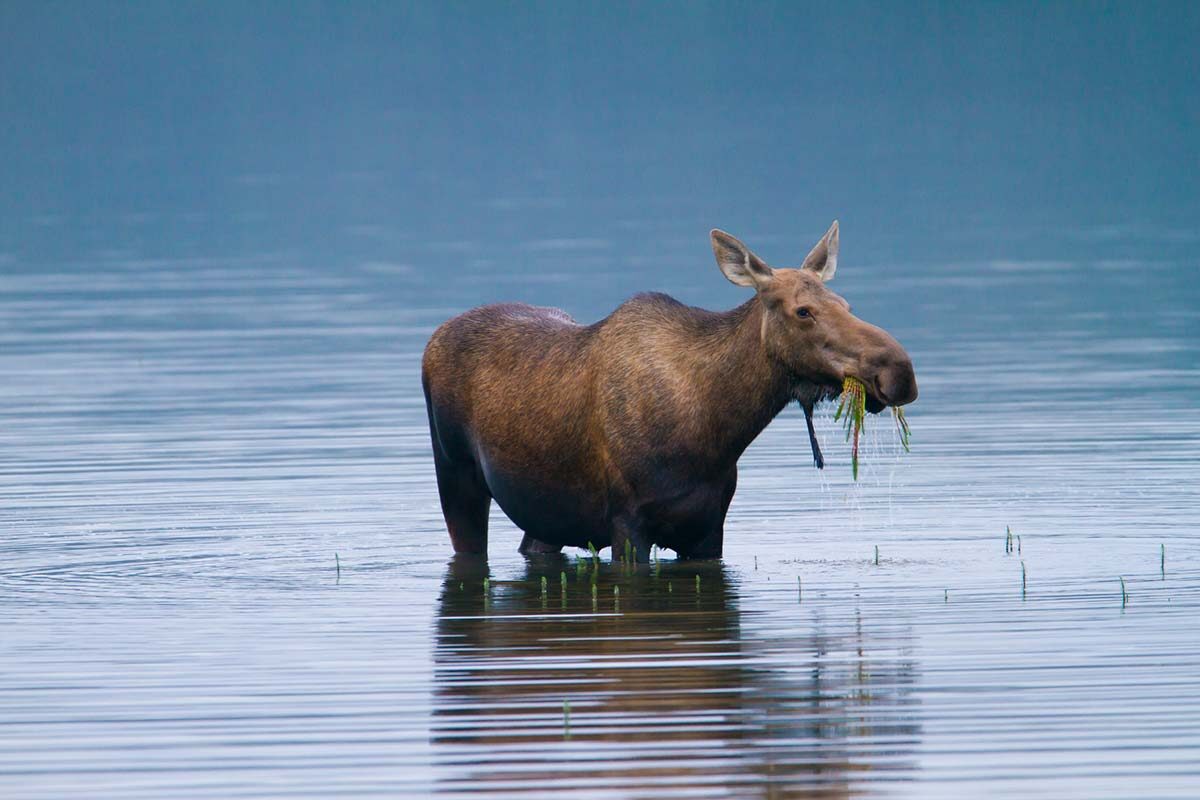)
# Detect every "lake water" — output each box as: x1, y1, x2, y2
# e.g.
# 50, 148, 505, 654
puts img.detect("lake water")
2, 4, 1199, 798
